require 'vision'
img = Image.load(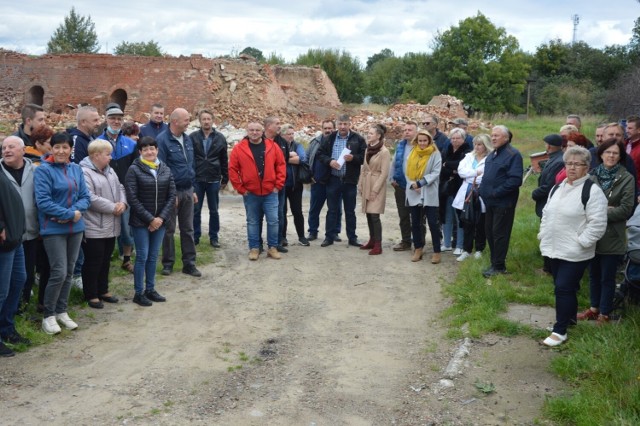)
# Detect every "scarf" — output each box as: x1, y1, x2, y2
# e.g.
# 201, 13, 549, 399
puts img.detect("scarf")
592, 163, 620, 193
141, 158, 158, 169
366, 140, 384, 164
406, 144, 435, 181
